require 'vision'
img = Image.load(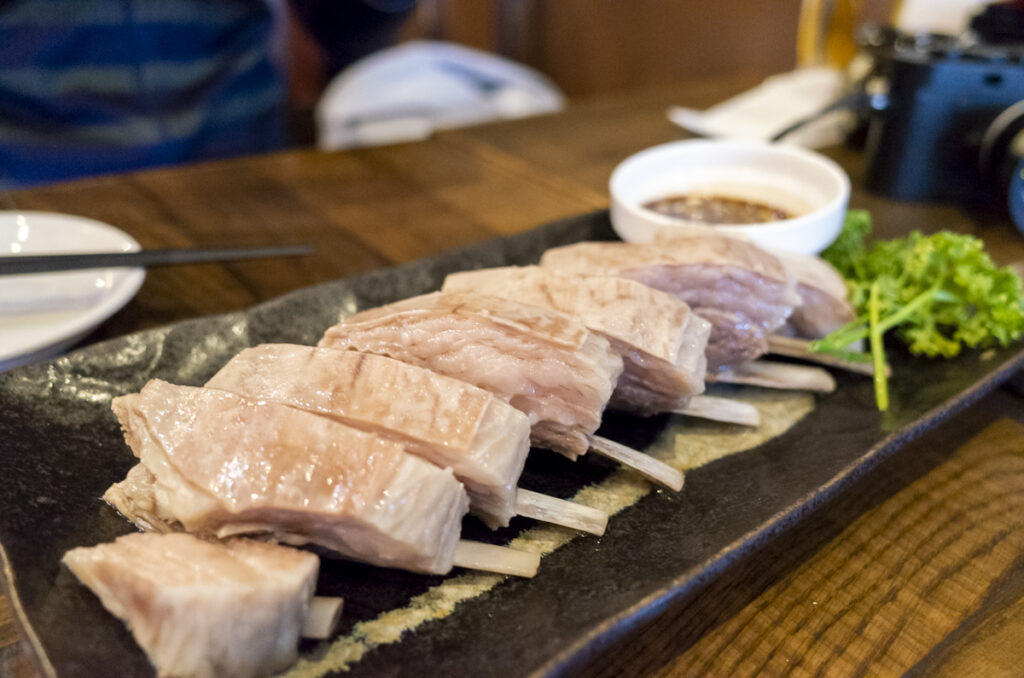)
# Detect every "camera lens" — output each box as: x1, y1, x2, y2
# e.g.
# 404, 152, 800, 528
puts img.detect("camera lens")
1009, 158, 1024, 231
980, 101, 1024, 232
